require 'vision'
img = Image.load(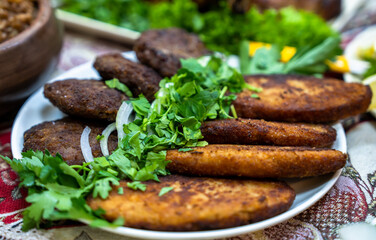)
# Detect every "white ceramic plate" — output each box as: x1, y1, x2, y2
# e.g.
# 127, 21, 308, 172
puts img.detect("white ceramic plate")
343, 25, 376, 118
11, 52, 346, 240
